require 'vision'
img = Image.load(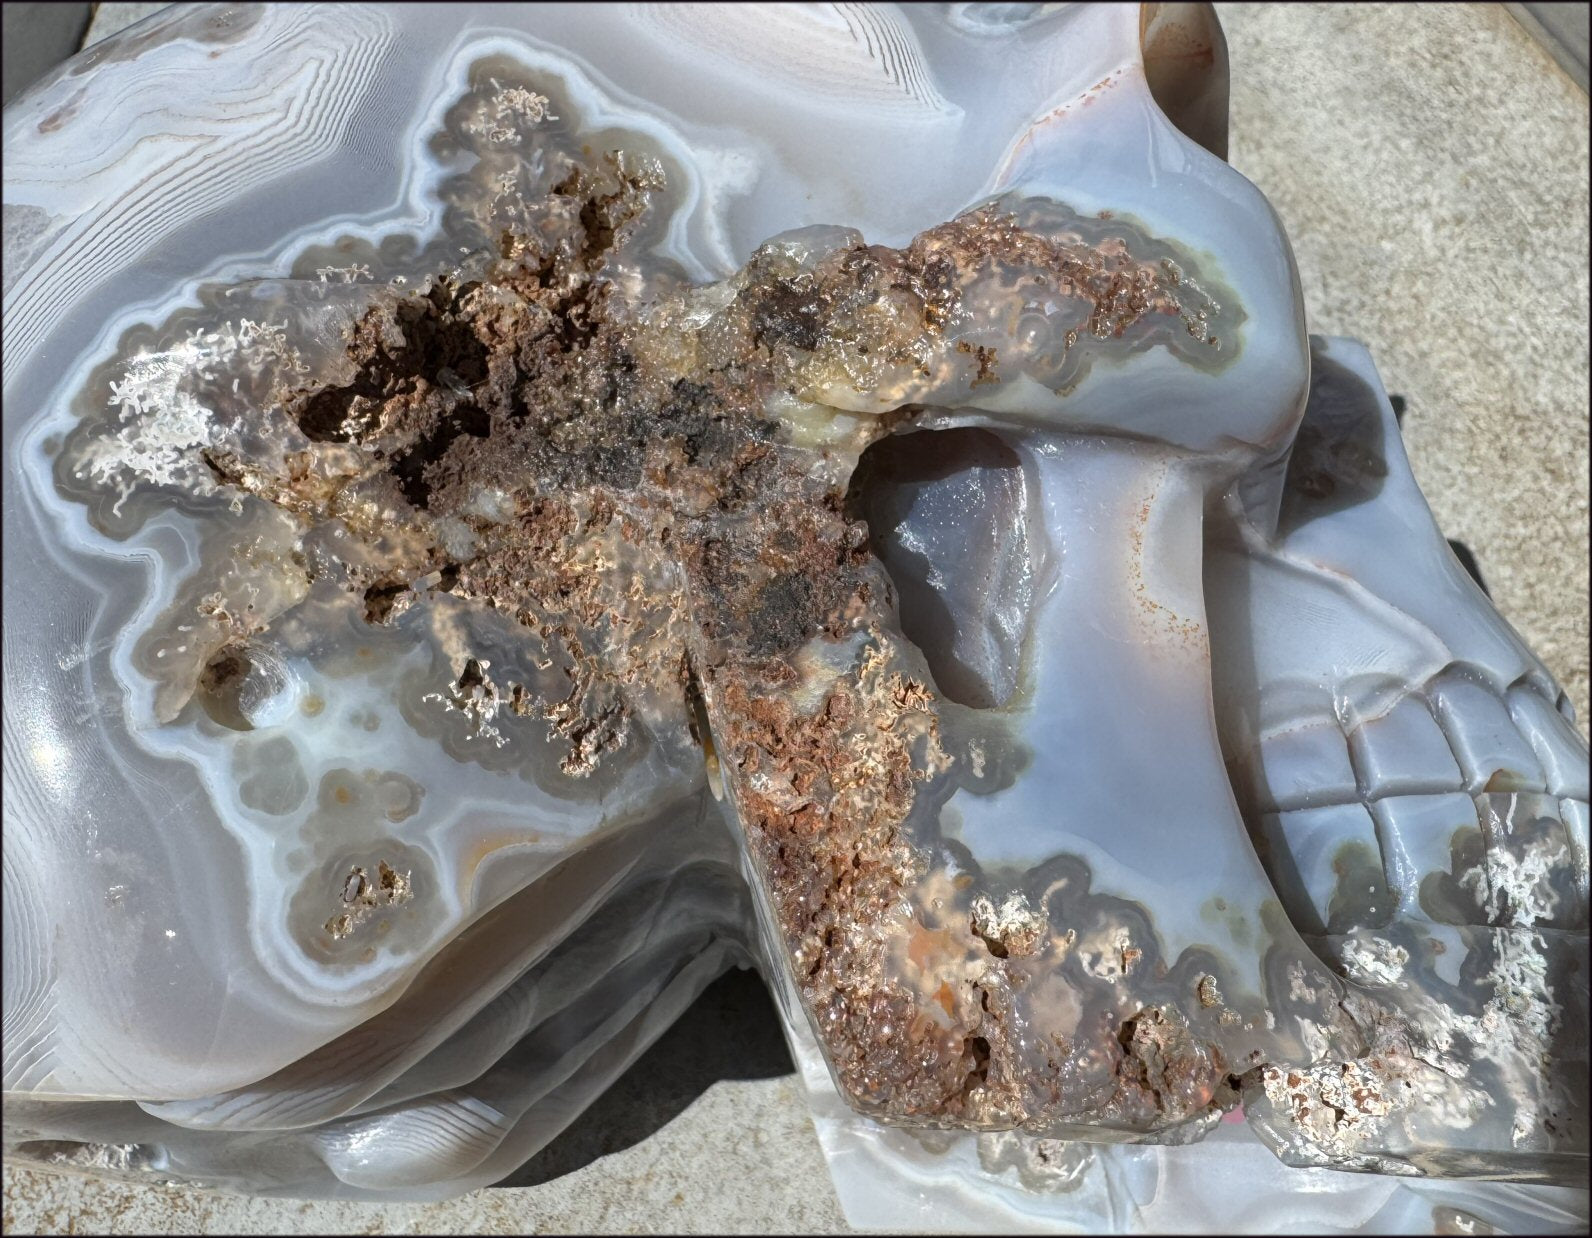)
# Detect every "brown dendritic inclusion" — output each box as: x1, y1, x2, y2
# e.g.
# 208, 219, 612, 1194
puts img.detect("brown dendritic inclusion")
200, 171, 1229, 1127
